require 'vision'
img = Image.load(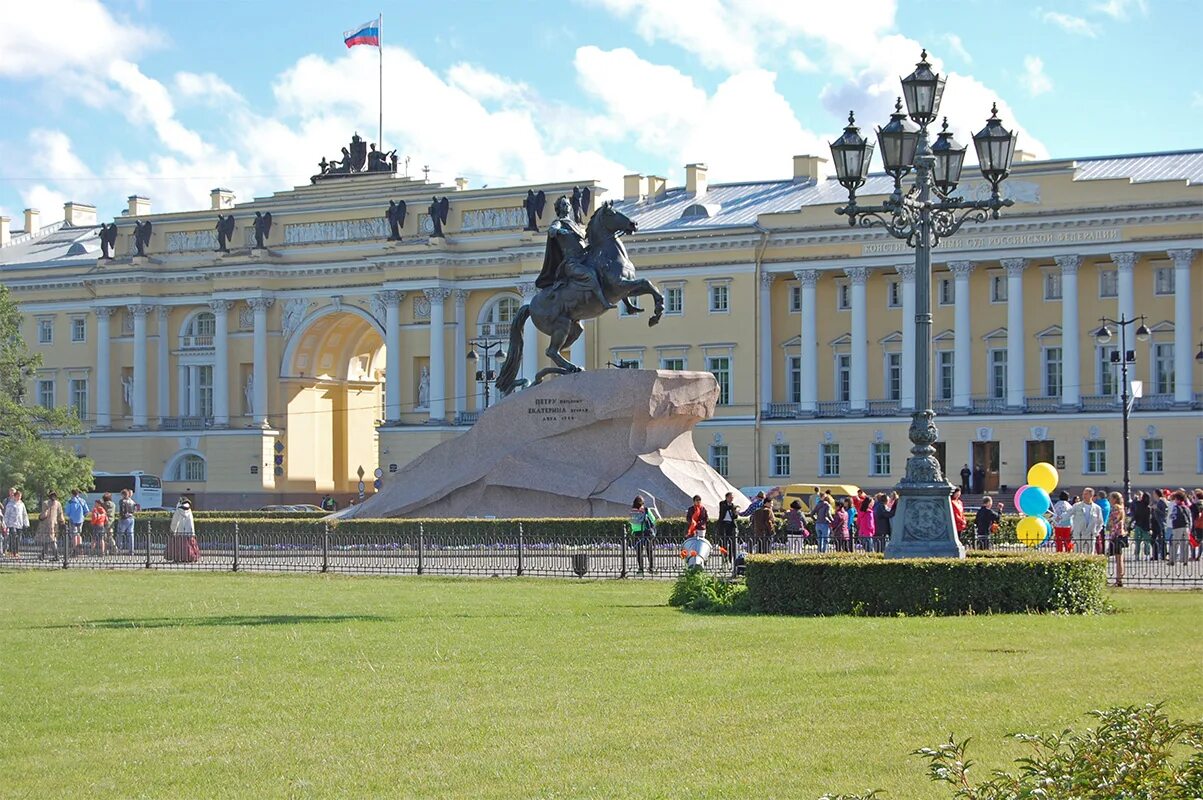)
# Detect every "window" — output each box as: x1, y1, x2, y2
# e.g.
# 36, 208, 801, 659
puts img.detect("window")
837, 282, 851, 310
1098, 269, 1117, 298
480, 296, 520, 338
771, 443, 791, 477
37, 318, 53, 344
1154, 267, 1175, 295
788, 355, 802, 404
708, 283, 729, 313
871, 442, 891, 476
709, 444, 729, 477
664, 286, 683, 315
1084, 440, 1107, 474
71, 317, 86, 343
938, 278, 953, 305
1043, 347, 1062, 398
1142, 438, 1164, 474
1152, 343, 1174, 395
37, 379, 55, 409
884, 352, 902, 401
1097, 346, 1118, 395
989, 349, 1007, 400
835, 354, 851, 402
707, 356, 731, 405
990, 274, 1008, 302
198, 365, 214, 417
173, 454, 207, 482
1044, 272, 1061, 300
659, 356, 685, 371
69, 378, 87, 419
820, 443, 841, 477
937, 351, 954, 401
788, 284, 802, 313
182, 311, 216, 347
887, 280, 901, 308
